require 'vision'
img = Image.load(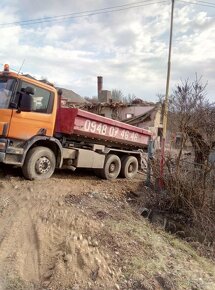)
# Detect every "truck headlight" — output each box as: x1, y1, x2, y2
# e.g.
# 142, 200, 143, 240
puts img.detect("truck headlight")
0, 142, 6, 150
